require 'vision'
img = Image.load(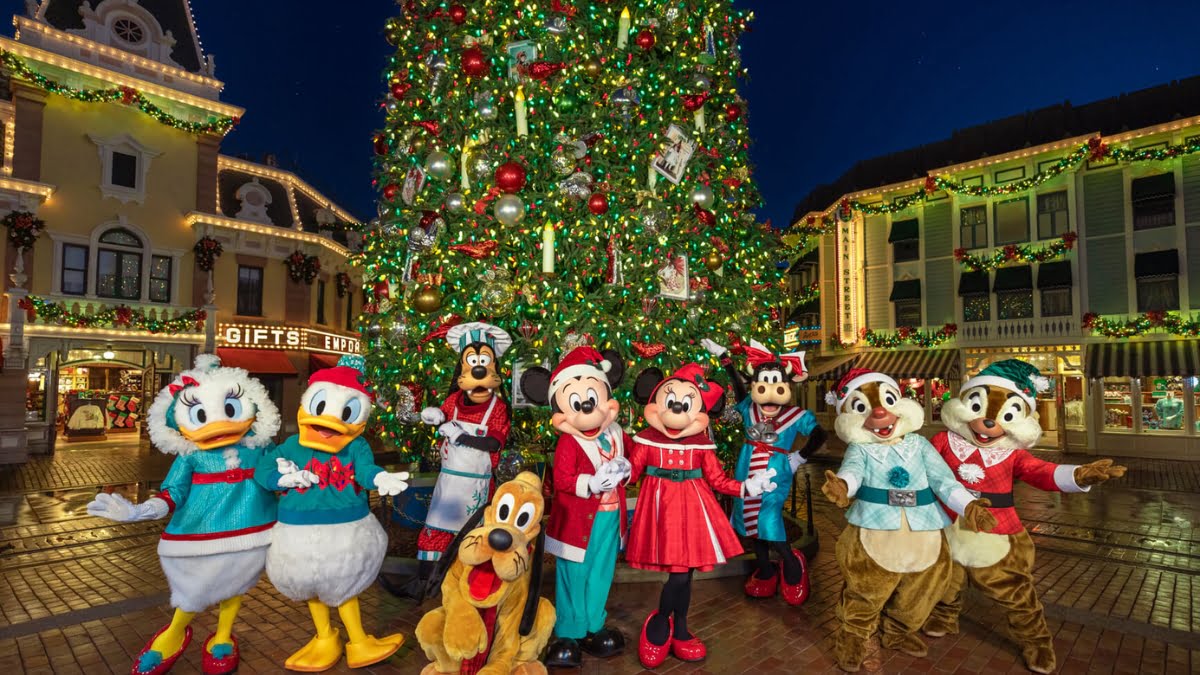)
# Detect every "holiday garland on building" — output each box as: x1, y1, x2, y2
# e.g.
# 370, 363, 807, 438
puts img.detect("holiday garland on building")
193, 236, 223, 272
0, 51, 238, 135
831, 323, 959, 350
335, 271, 353, 298
955, 232, 1076, 271
285, 251, 321, 284
793, 281, 819, 306
18, 296, 206, 334
1083, 311, 1200, 339
2, 210, 44, 250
